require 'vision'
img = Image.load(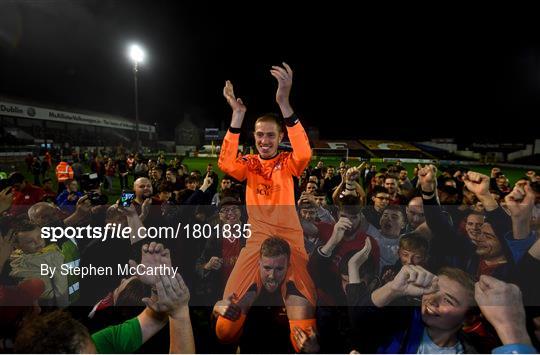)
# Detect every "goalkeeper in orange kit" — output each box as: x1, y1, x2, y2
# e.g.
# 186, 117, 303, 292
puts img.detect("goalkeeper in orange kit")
213, 63, 317, 352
